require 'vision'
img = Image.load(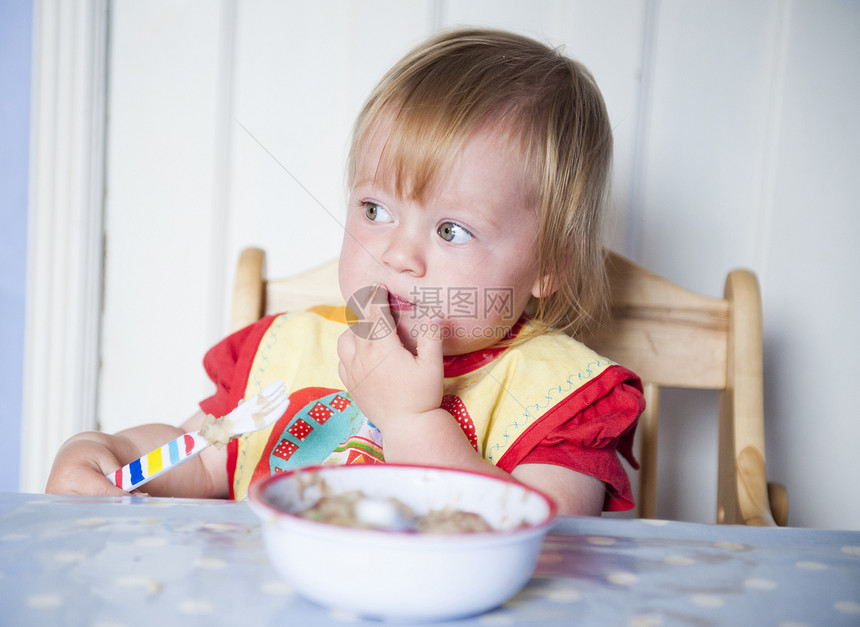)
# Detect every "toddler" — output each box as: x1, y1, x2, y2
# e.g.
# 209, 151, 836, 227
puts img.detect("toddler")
47, 28, 644, 516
